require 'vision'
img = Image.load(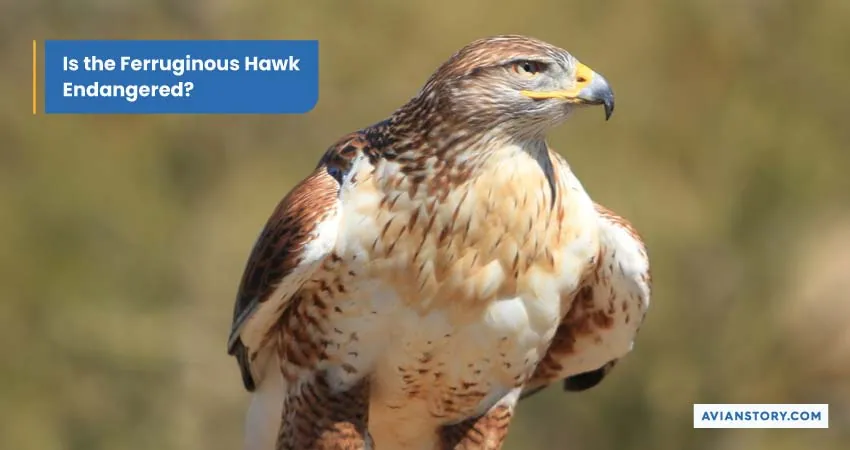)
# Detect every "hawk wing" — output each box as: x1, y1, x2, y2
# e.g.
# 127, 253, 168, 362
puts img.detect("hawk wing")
227, 144, 354, 391
523, 202, 651, 399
